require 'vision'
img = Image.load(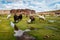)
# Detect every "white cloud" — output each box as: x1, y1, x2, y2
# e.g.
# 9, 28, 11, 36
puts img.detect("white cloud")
45, 0, 60, 5
5, 0, 21, 3
0, 0, 60, 12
